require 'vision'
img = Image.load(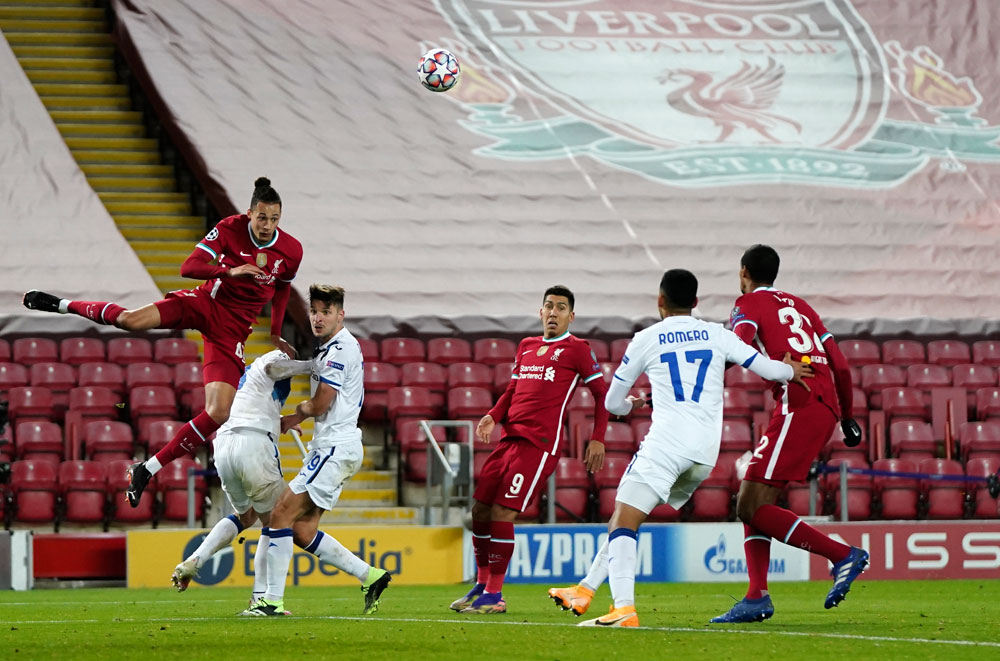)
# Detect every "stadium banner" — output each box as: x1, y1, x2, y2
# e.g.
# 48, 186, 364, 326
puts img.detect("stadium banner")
499, 523, 810, 584
127, 526, 463, 588
811, 521, 1000, 580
